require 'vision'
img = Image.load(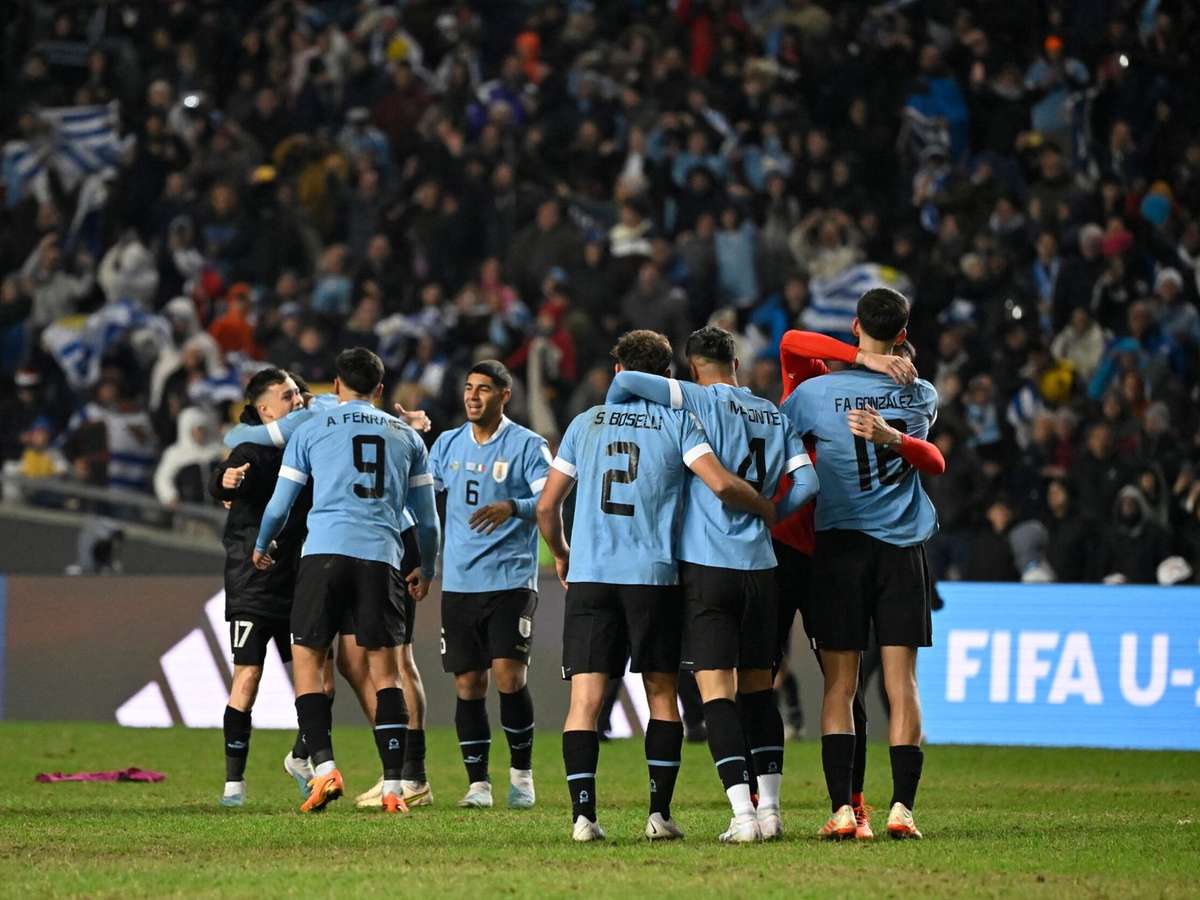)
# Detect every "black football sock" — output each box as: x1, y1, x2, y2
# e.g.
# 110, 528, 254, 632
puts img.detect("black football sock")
741, 689, 785, 808
889, 745, 924, 810
645, 719, 683, 819
737, 695, 759, 799
702, 698, 753, 816
401, 728, 426, 782
290, 729, 307, 762
455, 697, 491, 784
822, 733, 855, 812
295, 692, 334, 768
499, 686, 535, 772
780, 671, 803, 730
851, 692, 868, 799
373, 687, 409, 780
223, 706, 251, 782
562, 730, 599, 822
